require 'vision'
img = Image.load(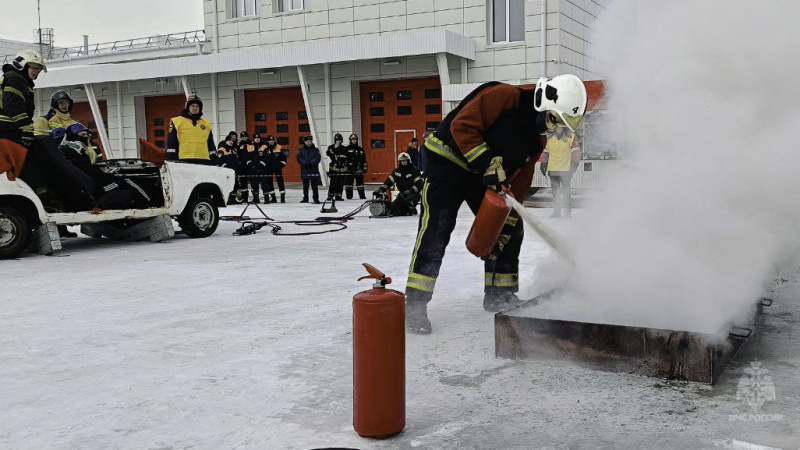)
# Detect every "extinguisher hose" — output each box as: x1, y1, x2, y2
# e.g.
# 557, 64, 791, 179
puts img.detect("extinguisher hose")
230, 200, 376, 236
505, 195, 575, 265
